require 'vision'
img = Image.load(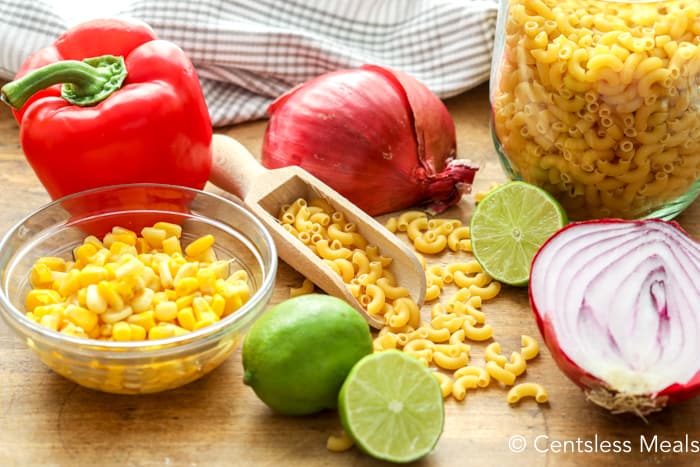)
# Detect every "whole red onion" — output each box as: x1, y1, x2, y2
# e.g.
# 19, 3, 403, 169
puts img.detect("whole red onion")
261, 65, 478, 216
529, 218, 700, 417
